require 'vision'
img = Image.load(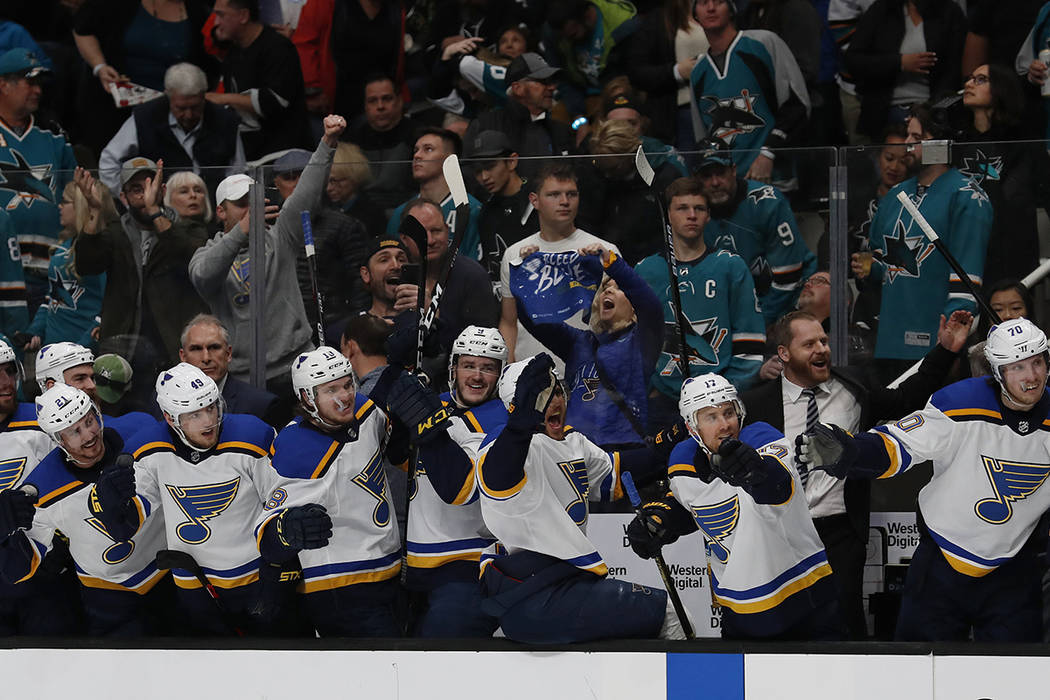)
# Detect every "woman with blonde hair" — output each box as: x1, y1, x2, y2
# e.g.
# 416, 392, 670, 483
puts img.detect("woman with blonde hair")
24, 168, 114, 351
163, 170, 212, 223
327, 141, 386, 236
